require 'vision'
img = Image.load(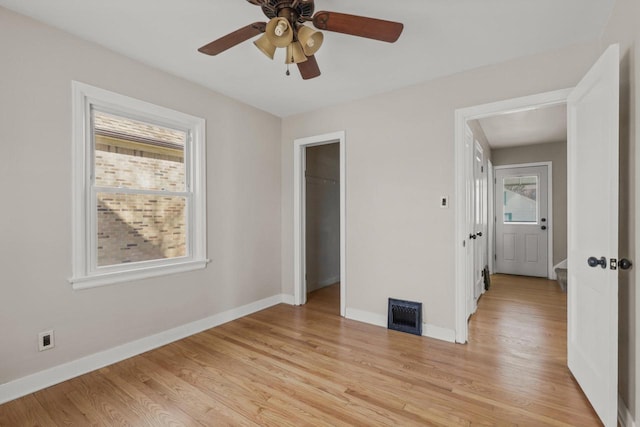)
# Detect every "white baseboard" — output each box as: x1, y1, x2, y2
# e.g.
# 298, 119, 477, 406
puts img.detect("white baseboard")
345, 308, 456, 343
619, 395, 635, 427
307, 276, 340, 293
281, 294, 295, 305
0, 293, 290, 405
317, 275, 340, 287
346, 308, 387, 328
423, 323, 456, 343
